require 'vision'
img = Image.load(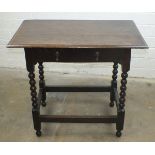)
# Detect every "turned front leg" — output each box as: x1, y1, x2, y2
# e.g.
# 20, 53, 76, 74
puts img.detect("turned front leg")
116, 71, 128, 137
28, 65, 41, 137
38, 62, 46, 107
110, 62, 118, 107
